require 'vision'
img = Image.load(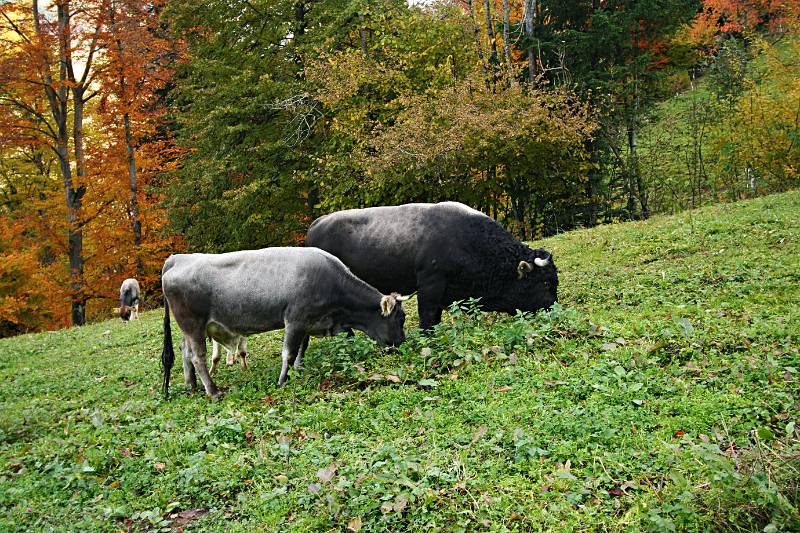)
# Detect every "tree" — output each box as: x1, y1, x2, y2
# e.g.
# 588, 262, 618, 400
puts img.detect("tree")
96, 0, 175, 276
0, 0, 112, 325
0, 0, 180, 332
